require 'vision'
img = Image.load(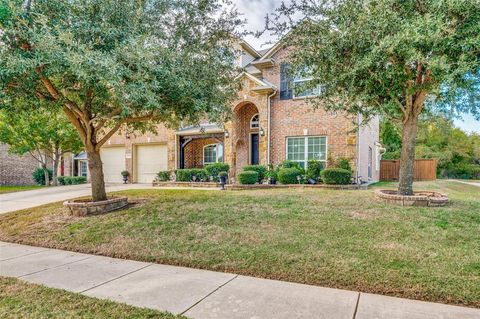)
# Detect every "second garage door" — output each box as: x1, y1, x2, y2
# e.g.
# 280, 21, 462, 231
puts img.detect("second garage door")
100, 146, 126, 184
135, 144, 168, 183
